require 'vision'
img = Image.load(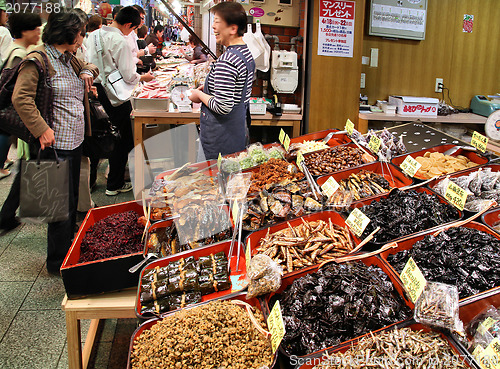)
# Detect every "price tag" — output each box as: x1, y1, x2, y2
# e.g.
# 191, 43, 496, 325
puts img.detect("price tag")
345, 208, 370, 237
321, 177, 340, 198
296, 152, 305, 171
471, 131, 489, 153
478, 338, 500, 369
400, 257, 427, 303
345, 119, 354, 136
473, 344, 485, 360
232, 201, 240, 223
445, 181, 468, 211
279, 129, 285, 144
217, 153, 222, 170
368, 135, 382, 154
267, 301, 286, 353
478, 317, 499, 335
284, 135, 291, 151
245, 240, 251, 272
400, 155, 422, 177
